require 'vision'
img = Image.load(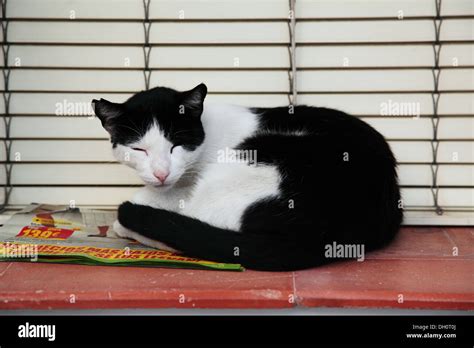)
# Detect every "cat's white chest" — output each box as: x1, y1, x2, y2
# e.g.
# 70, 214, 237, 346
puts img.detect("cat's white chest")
182, 162, 281, 231
129, 103, 281, 231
